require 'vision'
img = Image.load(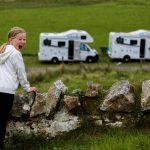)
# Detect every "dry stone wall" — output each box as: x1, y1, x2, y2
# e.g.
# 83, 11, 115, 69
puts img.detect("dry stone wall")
7, 80, 150, 139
